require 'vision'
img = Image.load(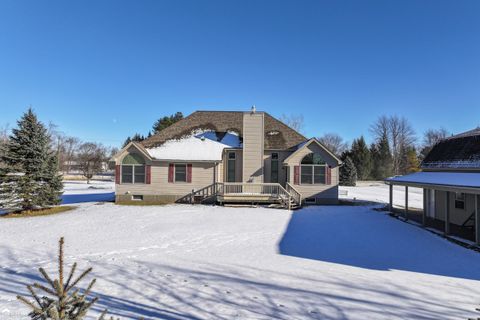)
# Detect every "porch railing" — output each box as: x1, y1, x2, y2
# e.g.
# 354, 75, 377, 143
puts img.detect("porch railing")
181, 182, 301, 209
286, 182, 302, 205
